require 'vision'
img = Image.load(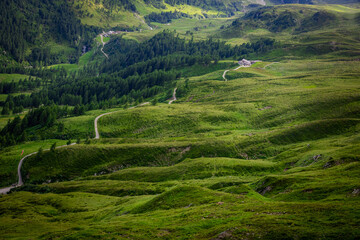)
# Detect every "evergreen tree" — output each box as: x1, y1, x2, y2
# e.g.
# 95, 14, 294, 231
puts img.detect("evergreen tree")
51, 142, 56, 152
151, 98, 158, 106
1, 103, 10, 115
36, 147, 43, 160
